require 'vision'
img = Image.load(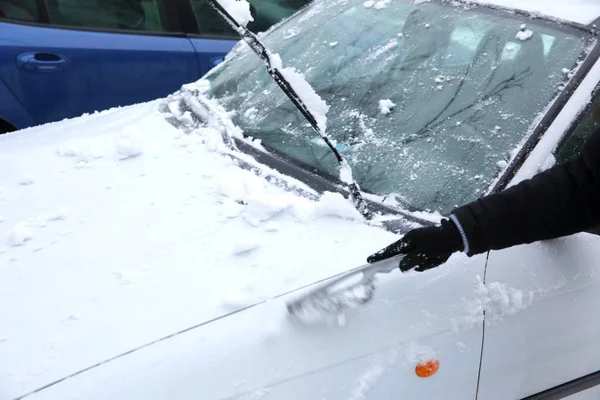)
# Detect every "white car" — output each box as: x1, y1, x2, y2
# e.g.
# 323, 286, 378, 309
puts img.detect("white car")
2, 0, 600, 399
